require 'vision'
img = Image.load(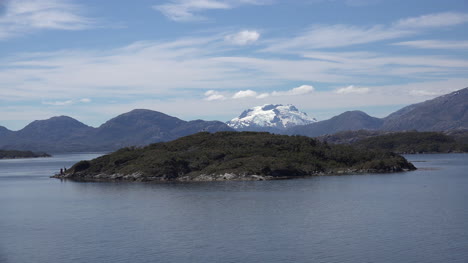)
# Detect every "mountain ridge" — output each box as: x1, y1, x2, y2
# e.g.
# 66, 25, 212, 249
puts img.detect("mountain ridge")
287, 110, 383, 137
0, 109, 233, 152
1, 87, 467, 152
382, 88, 468, 131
